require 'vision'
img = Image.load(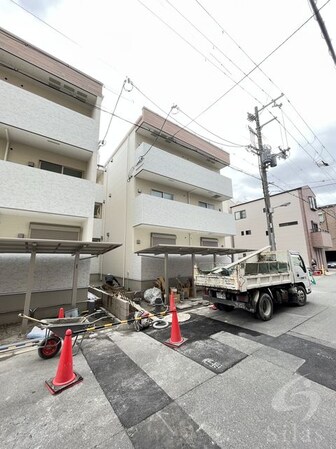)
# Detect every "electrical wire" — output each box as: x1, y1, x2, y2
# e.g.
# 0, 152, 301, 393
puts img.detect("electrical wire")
130, 82, 247, 148
172, 0, 331, 137
195, 0, 336, 167
101, 77, 128, 143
